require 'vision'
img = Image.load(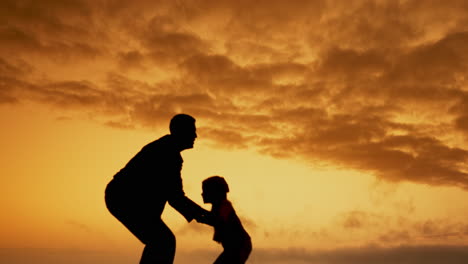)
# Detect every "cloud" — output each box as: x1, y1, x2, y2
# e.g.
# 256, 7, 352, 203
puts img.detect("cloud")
65, 220, 94, 234
455, 115, 468, 132
117, 50, 146, 71
330, 209, 468, 246
2, 0, 468, 190
142, 17, 208, 65
0, 1, 103, 62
